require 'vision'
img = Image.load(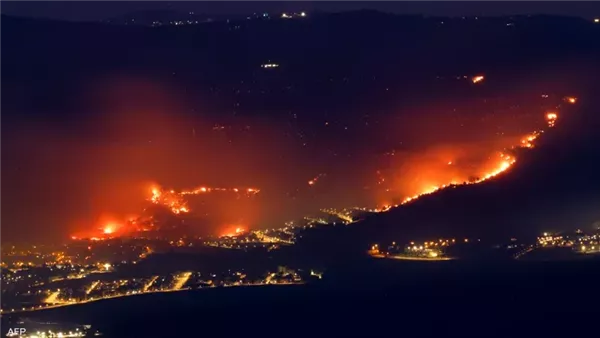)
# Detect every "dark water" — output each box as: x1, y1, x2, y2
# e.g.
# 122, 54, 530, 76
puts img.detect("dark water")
3, 258, 599, 337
